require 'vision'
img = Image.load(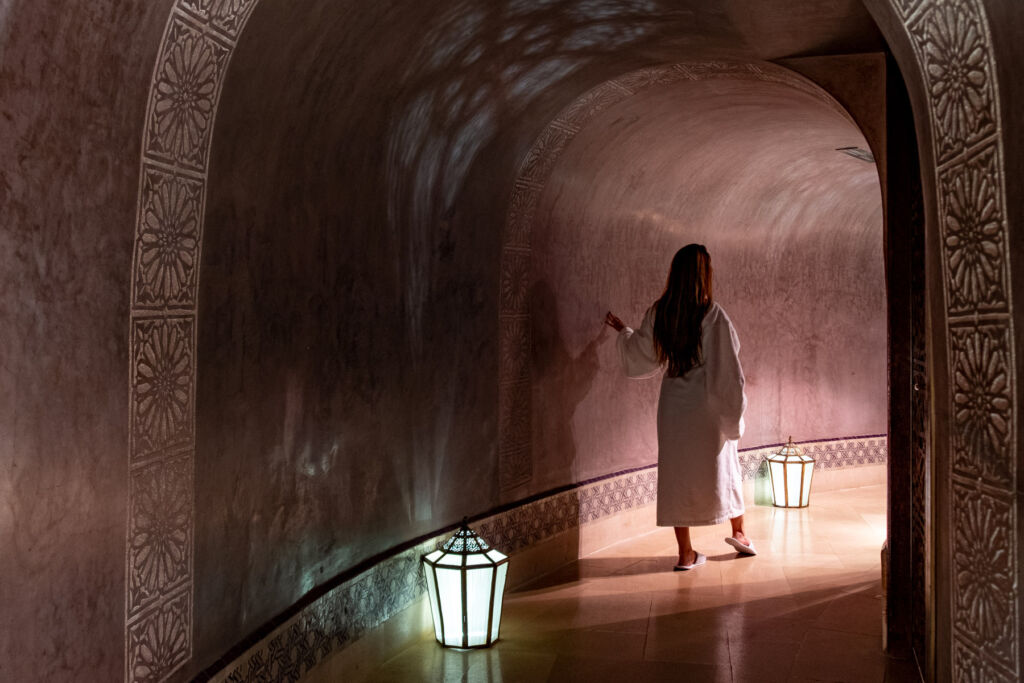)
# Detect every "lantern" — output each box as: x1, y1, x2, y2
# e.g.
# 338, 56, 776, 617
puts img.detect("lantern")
422, 521, 509, 648
766, 436, 815, 508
